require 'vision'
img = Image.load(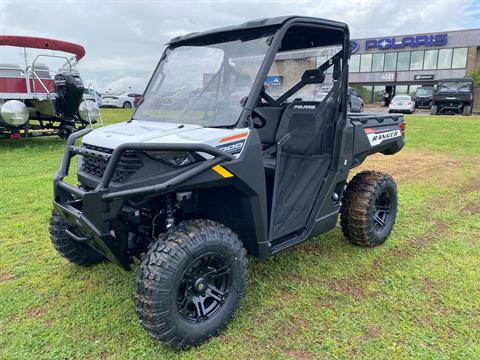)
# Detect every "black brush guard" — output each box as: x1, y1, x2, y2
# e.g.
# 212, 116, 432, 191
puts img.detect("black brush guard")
53, 128, 234, 269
